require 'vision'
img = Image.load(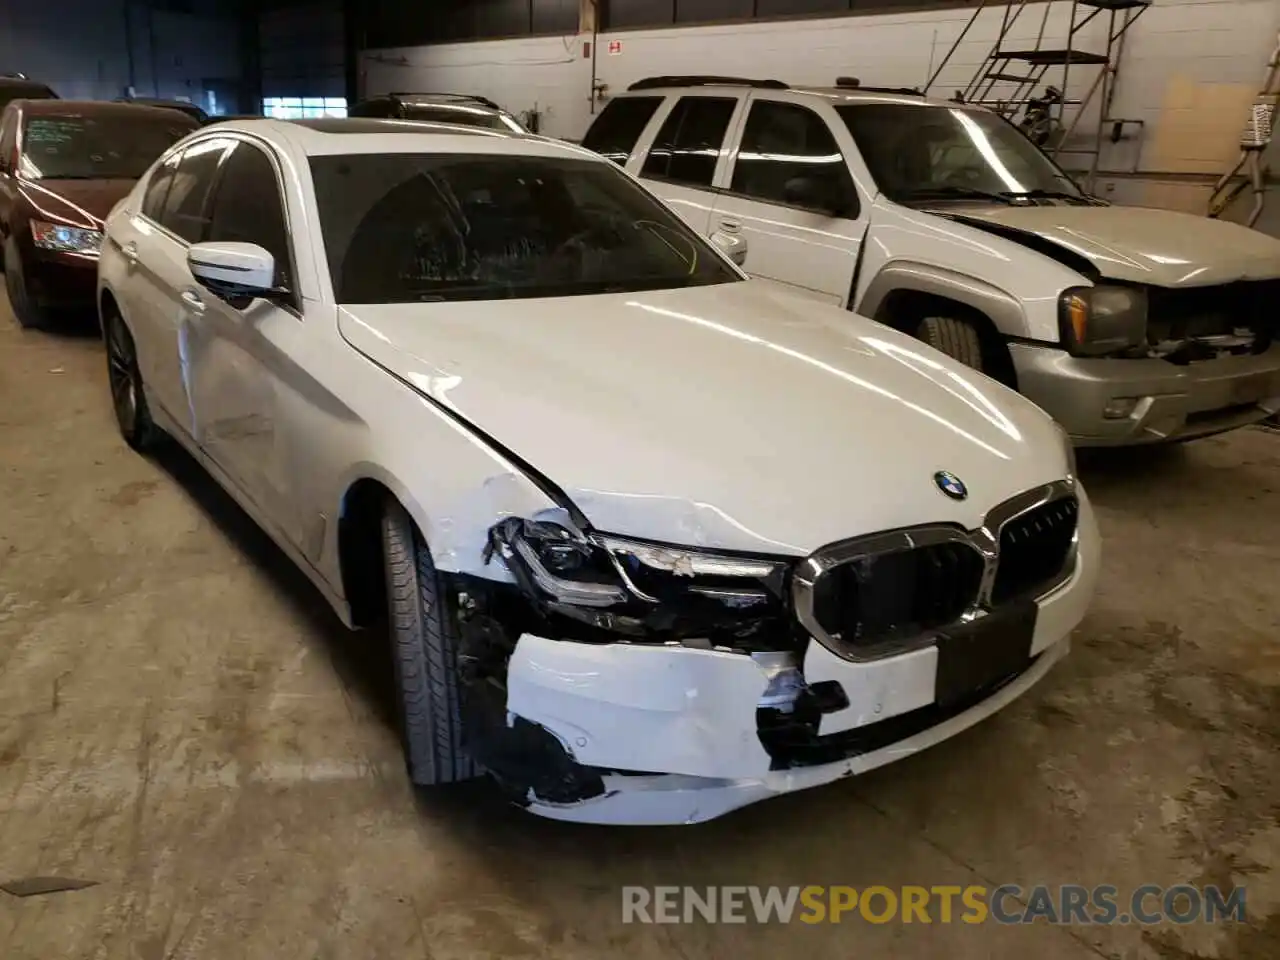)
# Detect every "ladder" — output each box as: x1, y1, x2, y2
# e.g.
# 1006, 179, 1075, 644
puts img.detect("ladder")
924, 0, 1151, 190
1207, 32, 1280, 228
